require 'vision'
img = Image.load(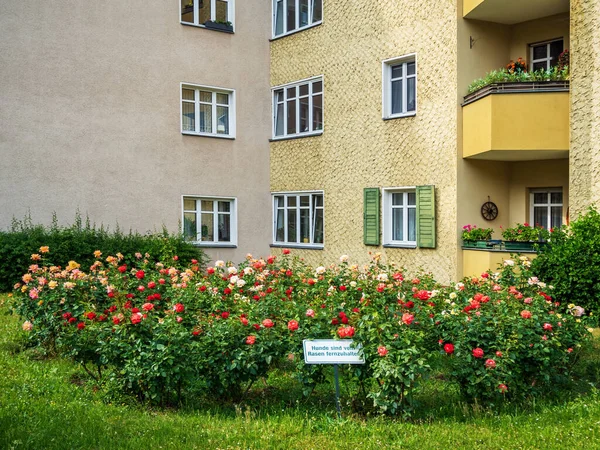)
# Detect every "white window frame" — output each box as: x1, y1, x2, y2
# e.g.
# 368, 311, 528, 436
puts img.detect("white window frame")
272, 0, 323, 39
382, 187, 417, 248
529, 38, 563, 71
180, 83, 236, 138
271, 76, 323, 140
180, 0, 235, 30
382, 54, 417, 120
529, 188, 563, 230
271, 190, 324, 248
182, 196, 237, 247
